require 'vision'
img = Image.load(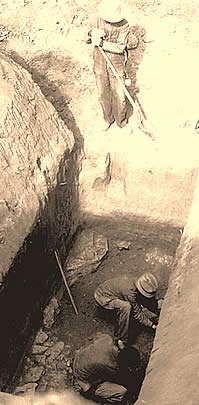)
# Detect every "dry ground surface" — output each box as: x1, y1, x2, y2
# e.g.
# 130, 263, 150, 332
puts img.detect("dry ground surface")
1, 1, 199, 162
1, 0, 199, 219
1, 0, 199, 401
